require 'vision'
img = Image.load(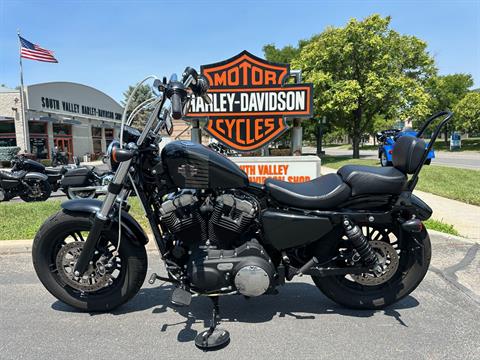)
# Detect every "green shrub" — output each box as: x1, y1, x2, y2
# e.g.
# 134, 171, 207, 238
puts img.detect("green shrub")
40, 159, 52, 167
0, 160, 11, 168
0, 146, 20, 162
